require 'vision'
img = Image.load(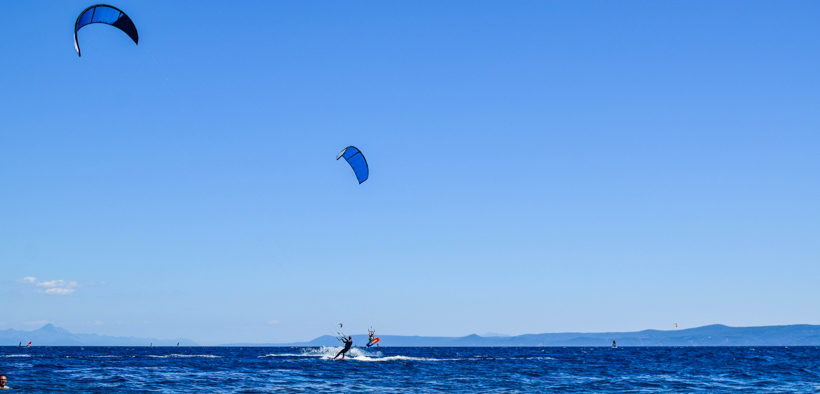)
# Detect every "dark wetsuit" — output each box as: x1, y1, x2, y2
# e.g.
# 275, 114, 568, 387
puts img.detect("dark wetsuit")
334, 338, 353, 359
